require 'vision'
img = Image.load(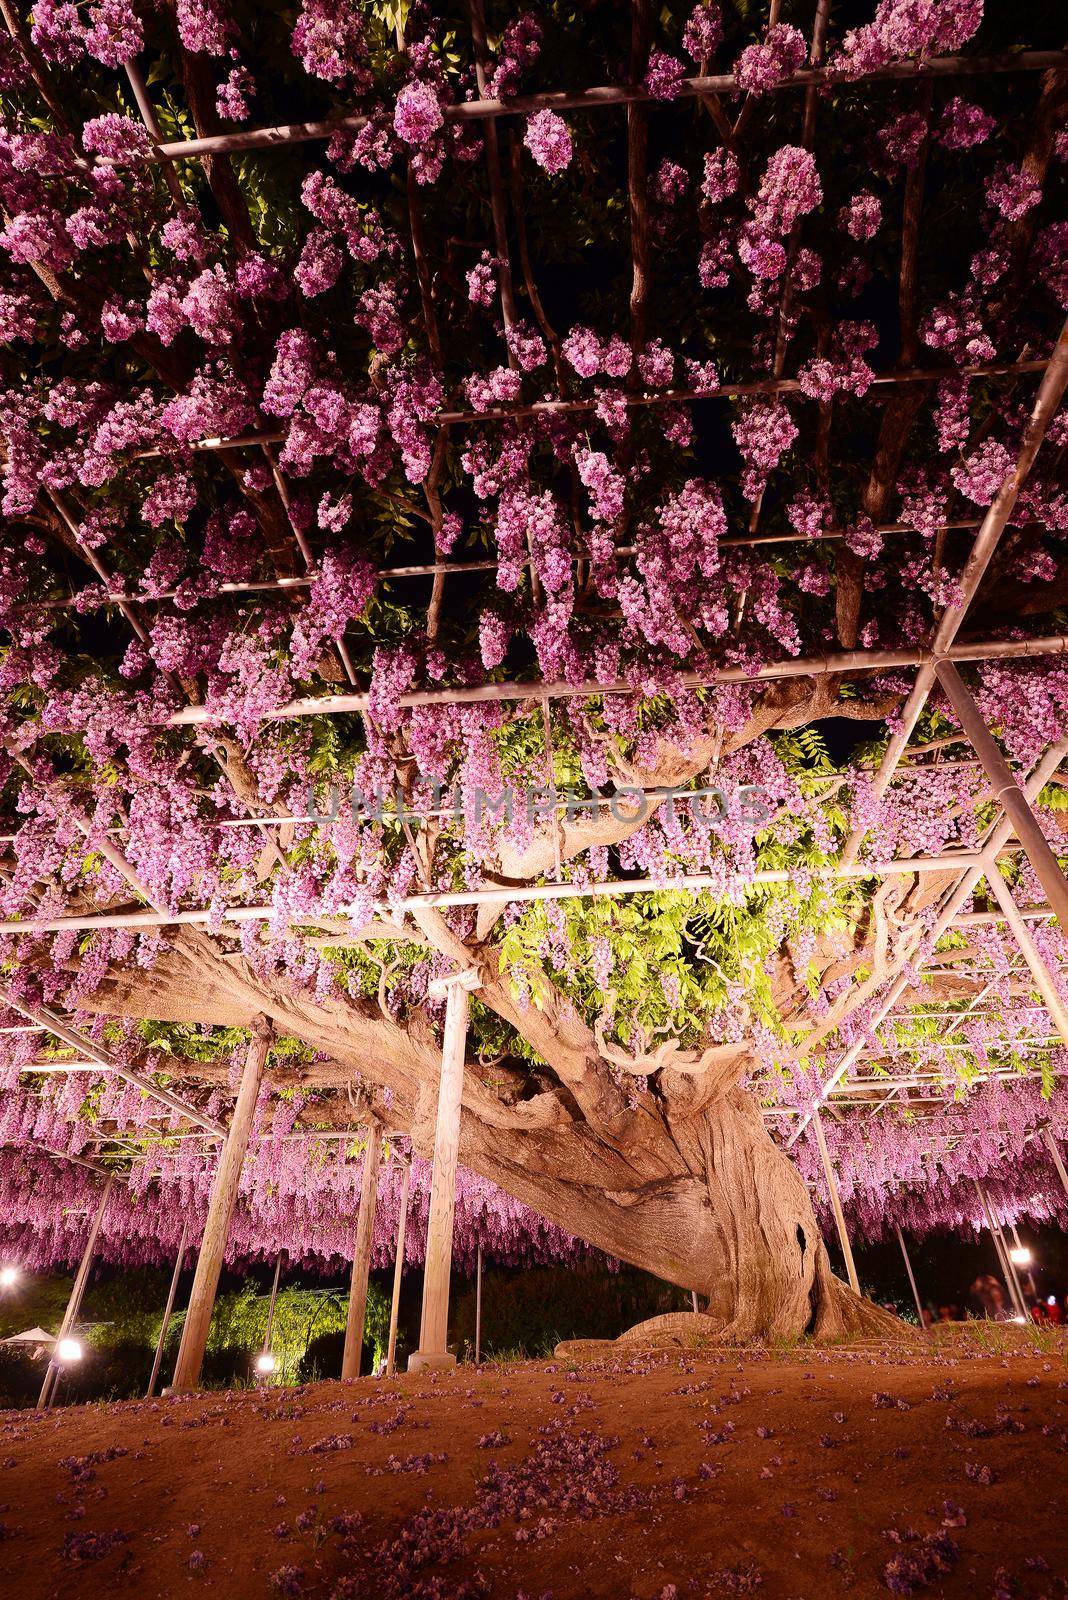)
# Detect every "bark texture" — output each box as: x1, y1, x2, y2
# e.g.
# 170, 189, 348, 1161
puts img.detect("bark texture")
82, 928, 902, 1344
